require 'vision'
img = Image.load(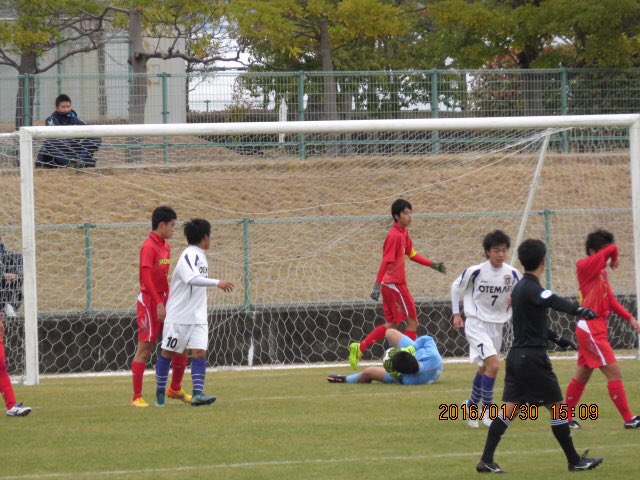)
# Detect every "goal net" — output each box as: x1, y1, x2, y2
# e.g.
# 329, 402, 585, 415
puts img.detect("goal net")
4, 115, 640, 384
